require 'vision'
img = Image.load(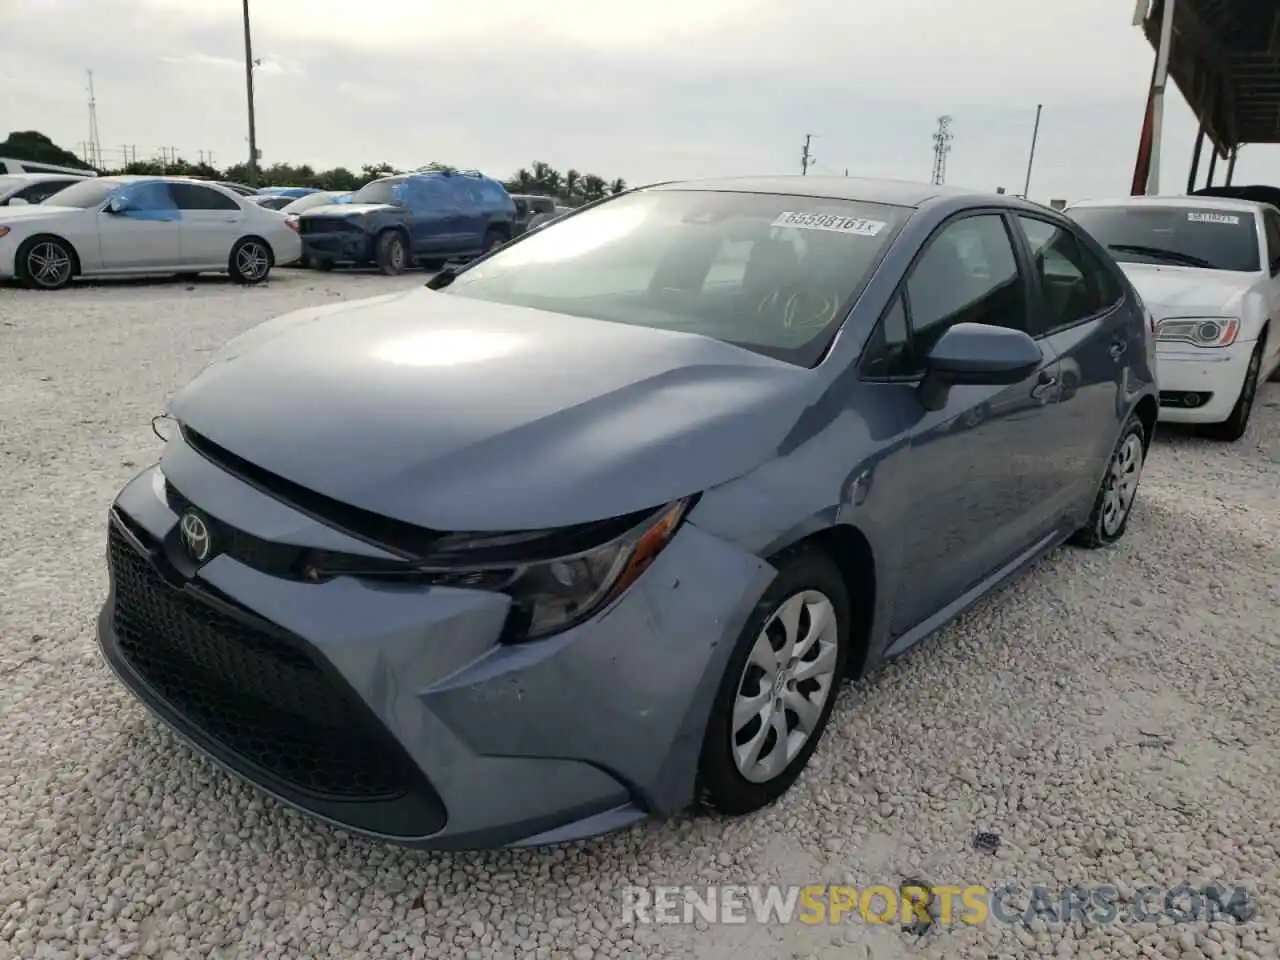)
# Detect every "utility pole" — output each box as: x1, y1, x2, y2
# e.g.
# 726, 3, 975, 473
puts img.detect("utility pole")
242, 0, 259, 187
801, 134, 814, 175
1023, 104, 1043, 199
931, 116, 953, 186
